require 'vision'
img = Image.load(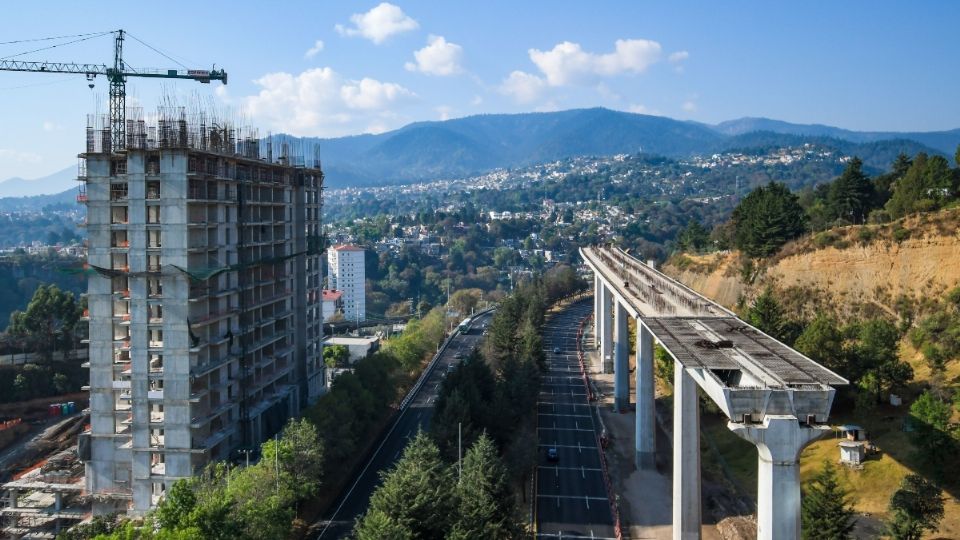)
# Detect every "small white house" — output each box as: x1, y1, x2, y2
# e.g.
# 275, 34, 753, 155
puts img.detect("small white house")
839, 440, 866, 466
